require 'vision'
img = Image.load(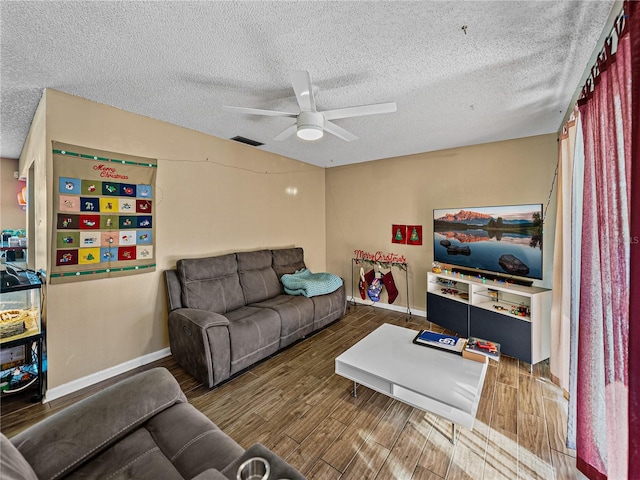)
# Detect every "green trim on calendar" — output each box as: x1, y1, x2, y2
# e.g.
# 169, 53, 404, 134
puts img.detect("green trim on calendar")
50, 264, 156, 278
